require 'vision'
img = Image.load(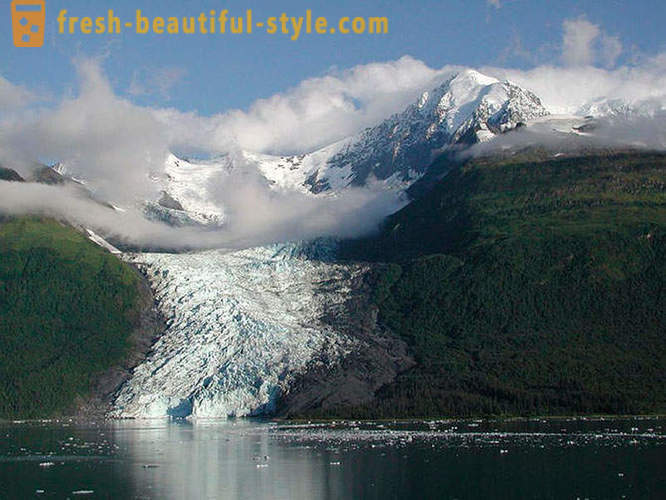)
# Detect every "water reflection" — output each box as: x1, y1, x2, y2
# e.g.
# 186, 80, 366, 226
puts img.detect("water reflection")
0, 418, 664, 499
116, 420, 346, 499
